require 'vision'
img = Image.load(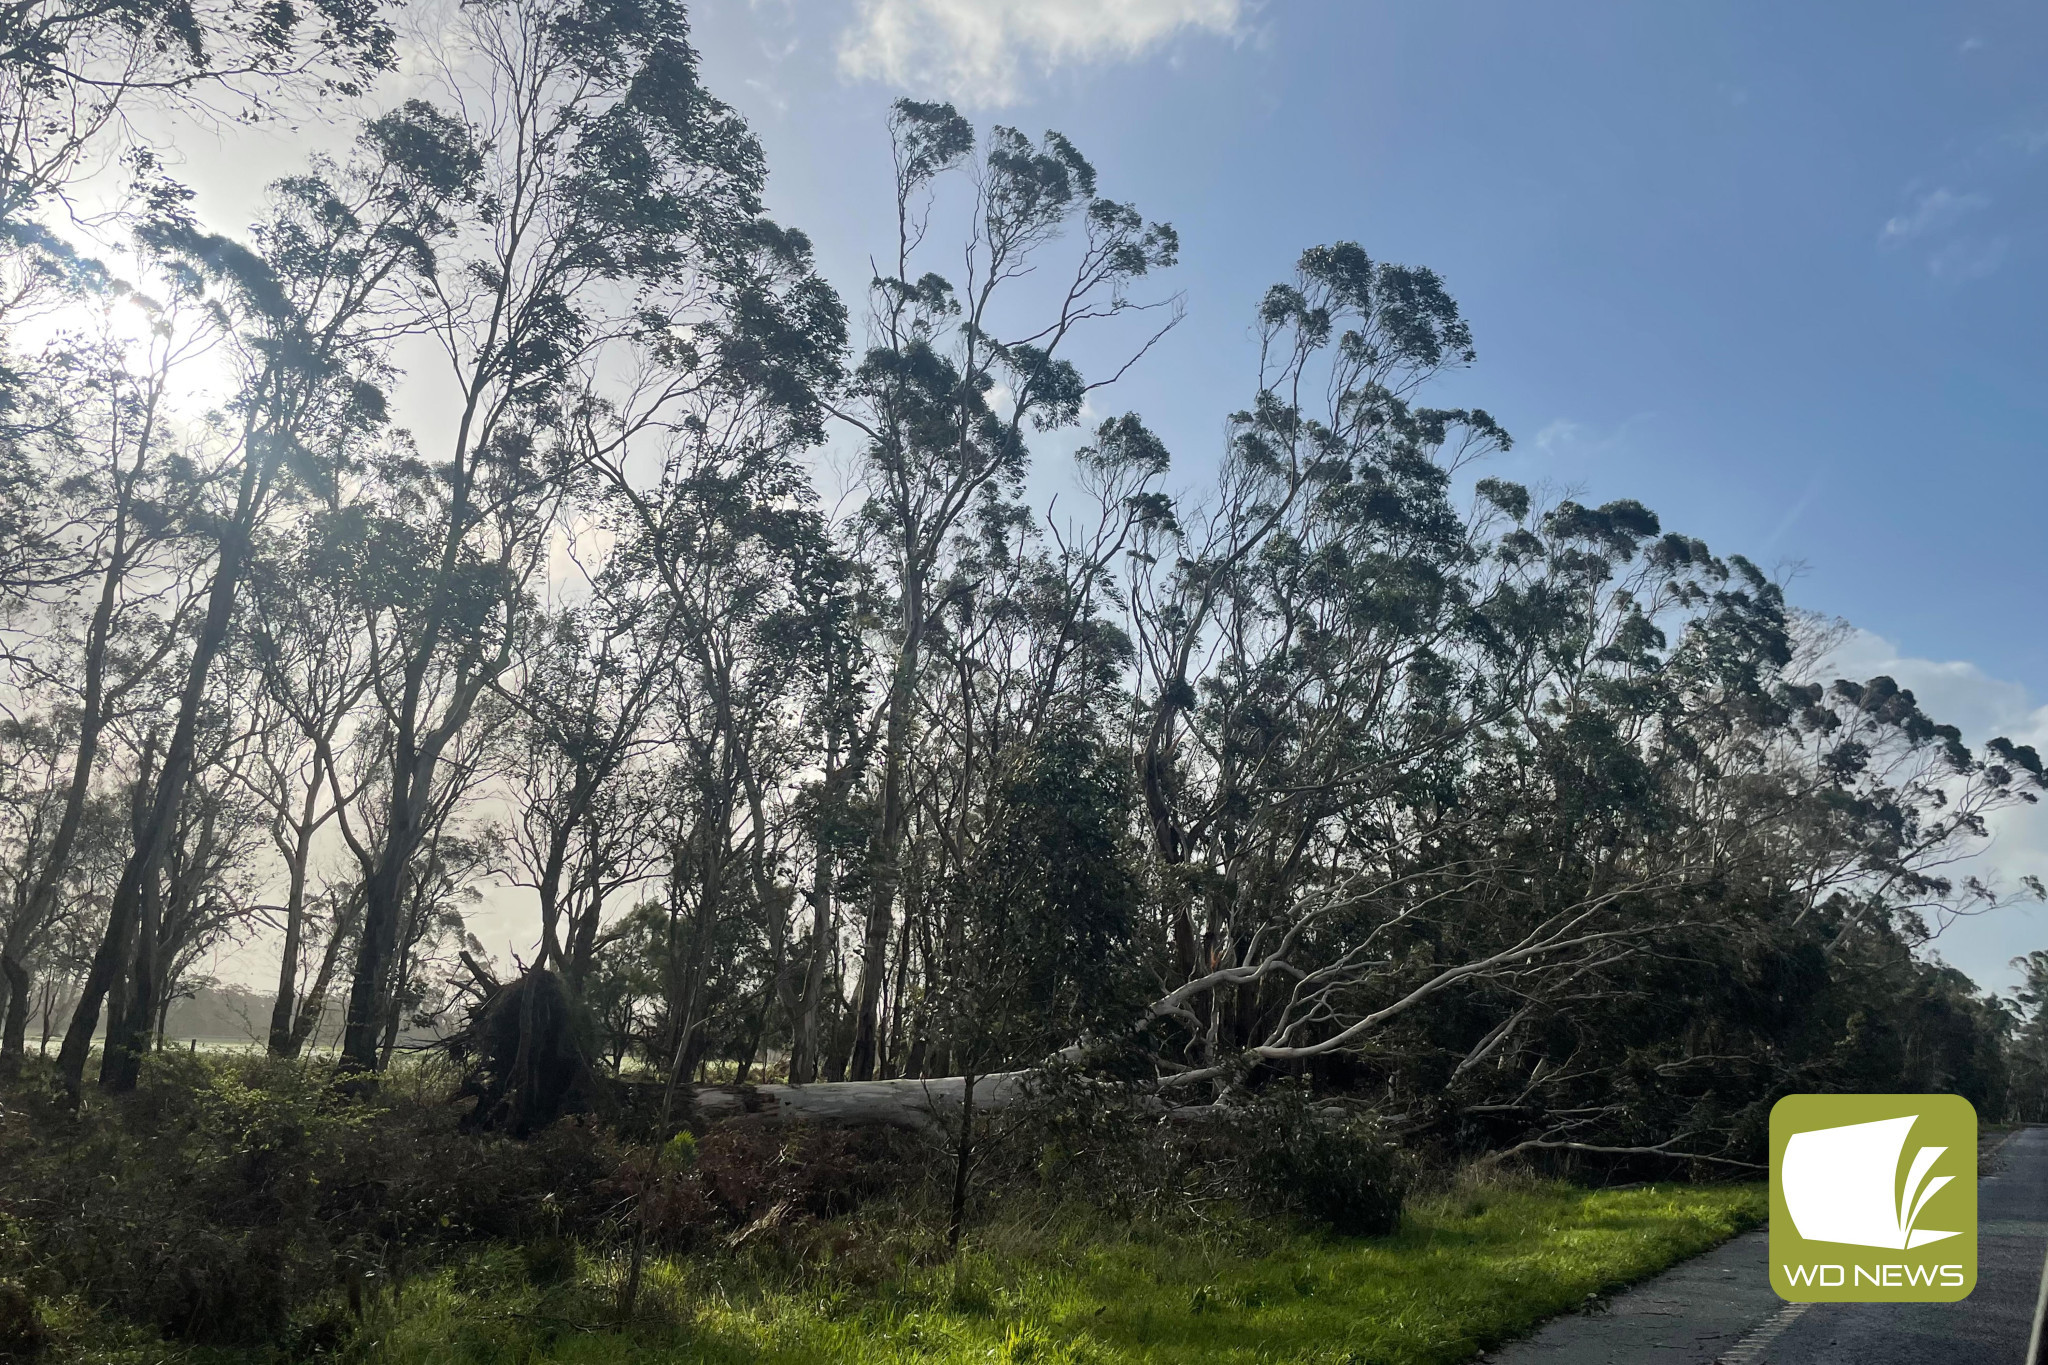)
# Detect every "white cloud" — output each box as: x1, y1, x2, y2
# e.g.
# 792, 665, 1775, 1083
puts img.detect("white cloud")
1514, 412, 1657, 471
1877, 189, 2007, 284
1879, 187, 1989, 243
1819, 628, 2039, 750
837, 0, 1242, 106
1815, 628, 2048, 994
1531, 418, 1585, 454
